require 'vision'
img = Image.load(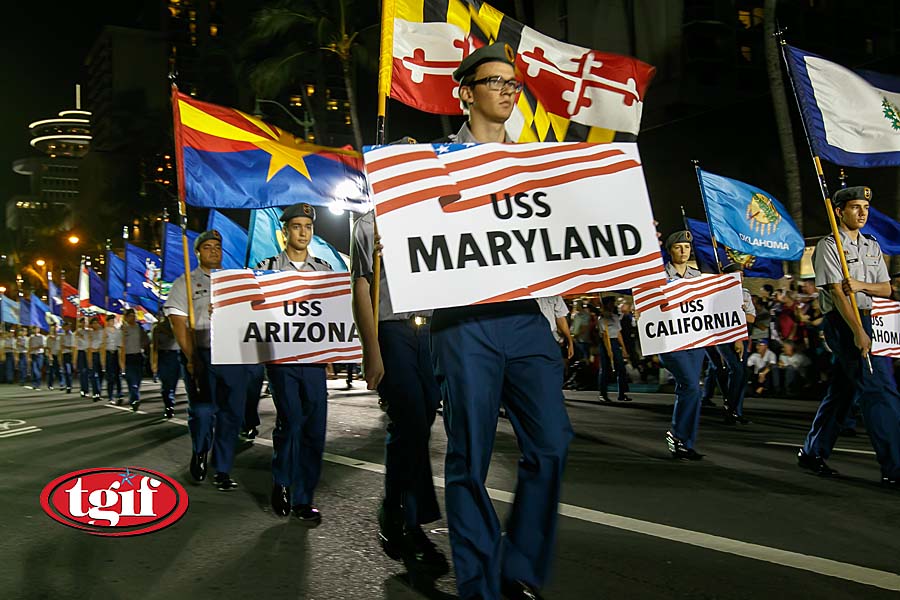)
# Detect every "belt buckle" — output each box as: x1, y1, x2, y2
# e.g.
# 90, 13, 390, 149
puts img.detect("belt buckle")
412, 315, 429, 327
